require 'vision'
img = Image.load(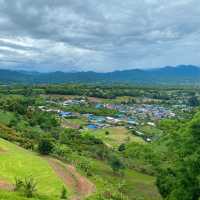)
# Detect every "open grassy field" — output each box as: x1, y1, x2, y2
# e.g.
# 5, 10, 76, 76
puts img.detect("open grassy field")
62, 117, 87, 129
83, 126, 145, 148
0, 139, 66, 199
0, 190, 52, 200
88, 96, 135, 104
138, 125, 163, 137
